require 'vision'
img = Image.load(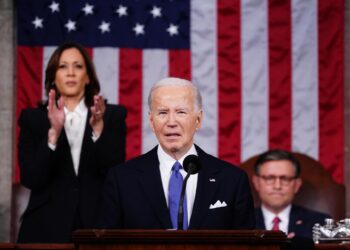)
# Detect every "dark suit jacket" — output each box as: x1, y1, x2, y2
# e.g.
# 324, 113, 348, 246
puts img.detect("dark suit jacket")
17, 104, 127, 243
255, 205, 329, 239
98, 145, 256, 230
